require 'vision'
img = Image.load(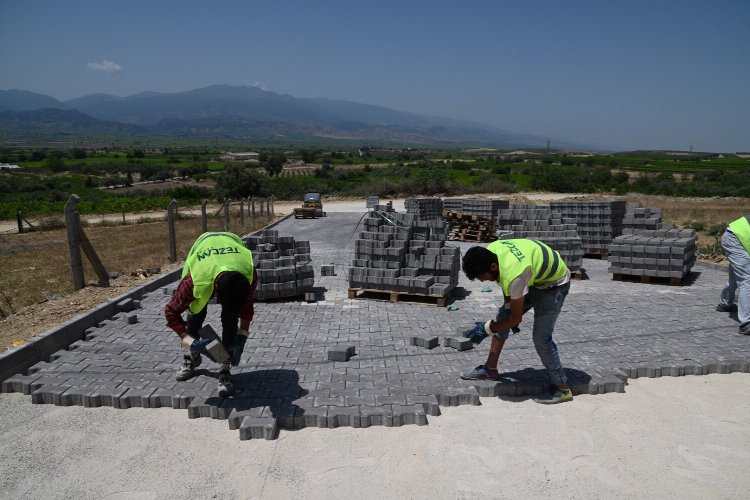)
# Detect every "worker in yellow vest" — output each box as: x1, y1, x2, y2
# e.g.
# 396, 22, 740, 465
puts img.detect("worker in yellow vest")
716, 216, 750, 335
165, 232, 258, 396
461, 239, 573, 404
